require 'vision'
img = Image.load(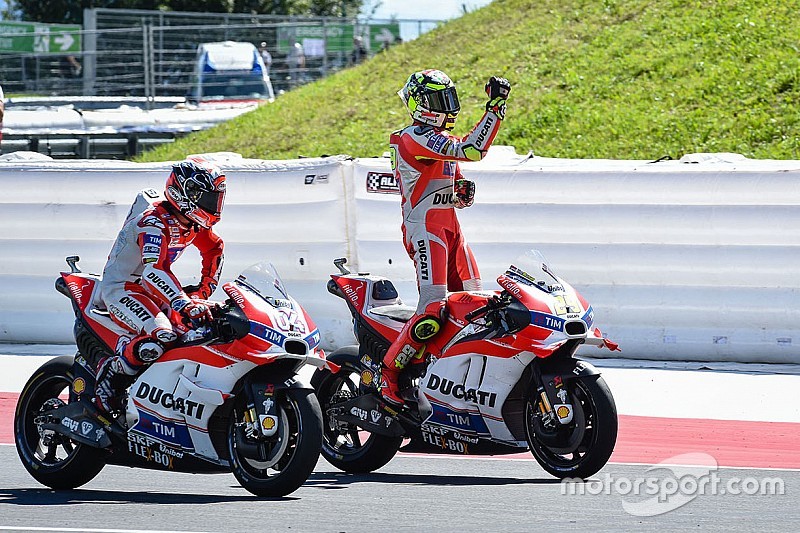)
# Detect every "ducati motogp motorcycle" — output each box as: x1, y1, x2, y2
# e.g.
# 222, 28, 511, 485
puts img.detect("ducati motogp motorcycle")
312, 250, 618, 479
15, 256, 329, 497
